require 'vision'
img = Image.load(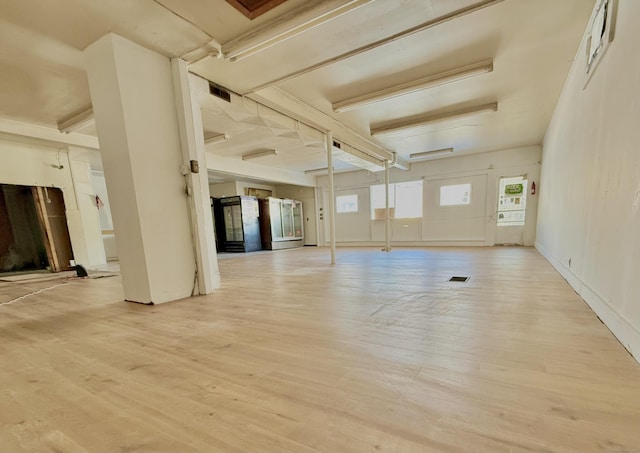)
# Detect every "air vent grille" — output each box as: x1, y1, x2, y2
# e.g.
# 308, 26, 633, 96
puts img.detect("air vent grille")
209, 83, 231, 103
